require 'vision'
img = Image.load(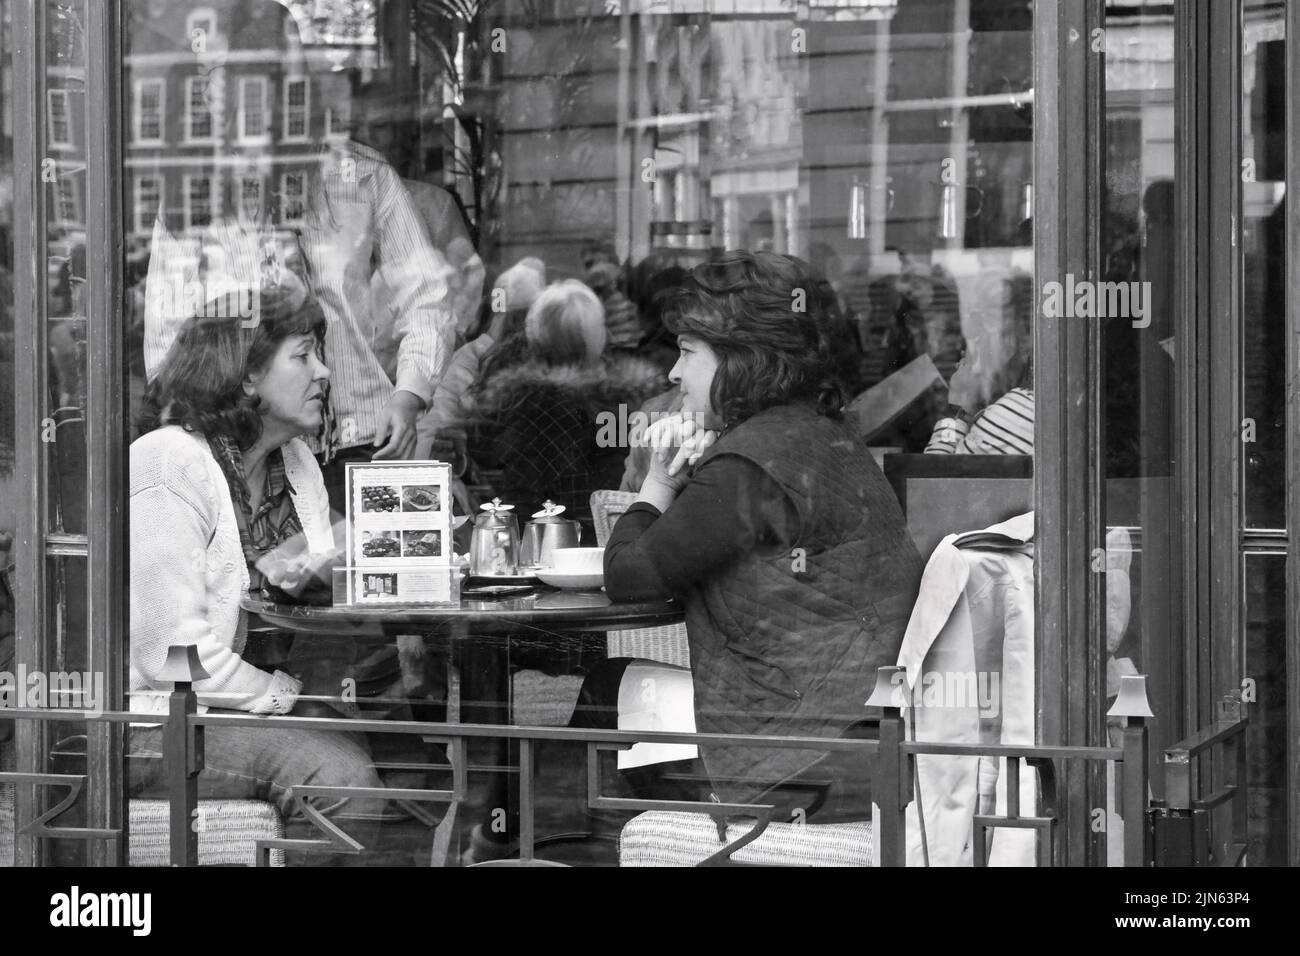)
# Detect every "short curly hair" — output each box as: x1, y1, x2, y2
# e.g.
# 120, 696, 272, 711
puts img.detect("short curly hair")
662, 250, 845, 427
138, 286, 328, 448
